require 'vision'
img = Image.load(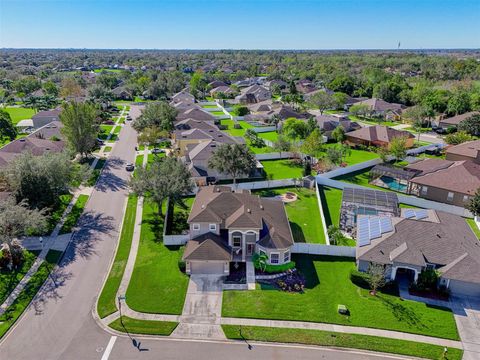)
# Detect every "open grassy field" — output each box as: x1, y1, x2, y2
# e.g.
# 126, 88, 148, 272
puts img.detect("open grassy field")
223, 325, 462, 360
125, 200, 189, 314
222, 255, 459, 340
261, 159, 304, 180
254, 187, 326, 244
97, 195, 138, 318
